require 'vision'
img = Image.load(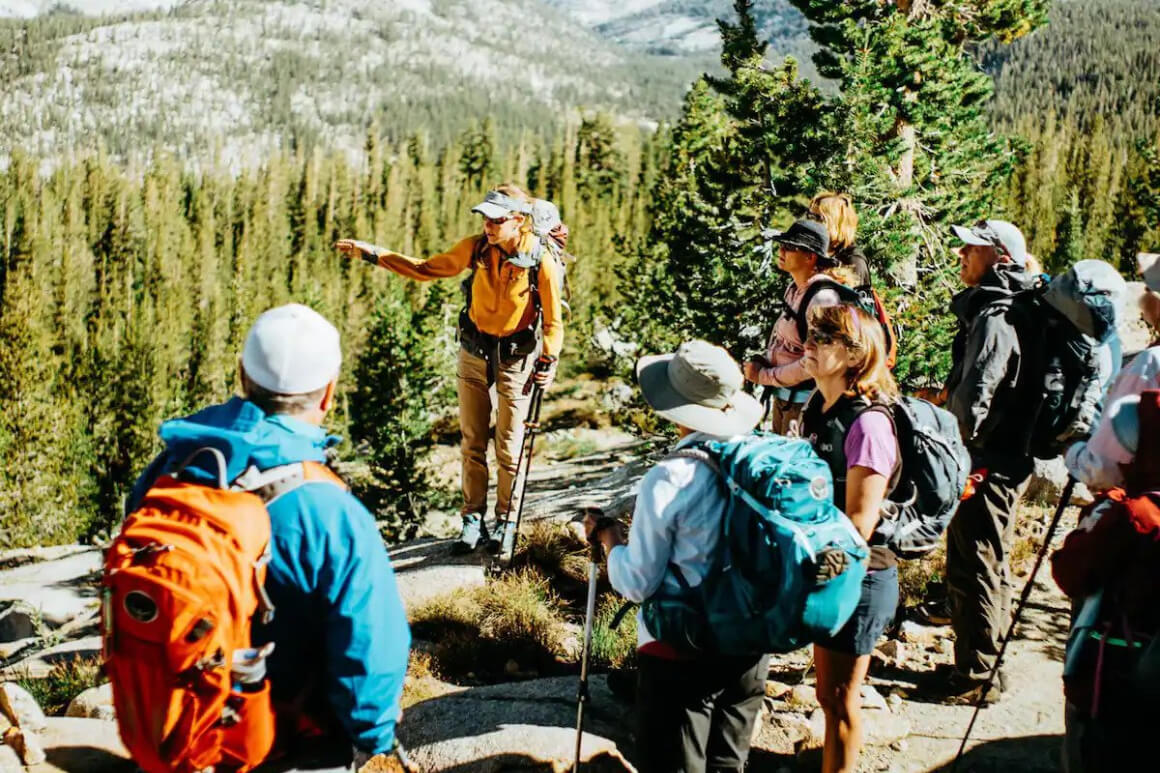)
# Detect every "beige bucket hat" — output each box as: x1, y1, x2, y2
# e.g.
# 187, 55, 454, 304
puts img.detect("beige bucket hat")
635, 340, 762, 437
